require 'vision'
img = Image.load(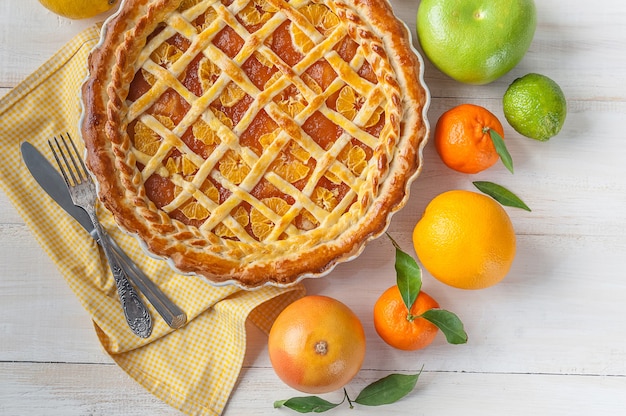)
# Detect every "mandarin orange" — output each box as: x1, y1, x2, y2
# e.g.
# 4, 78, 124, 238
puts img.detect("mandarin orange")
373, 286, 440, 351
434, 103, 505, 174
